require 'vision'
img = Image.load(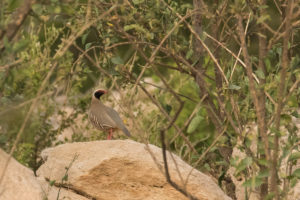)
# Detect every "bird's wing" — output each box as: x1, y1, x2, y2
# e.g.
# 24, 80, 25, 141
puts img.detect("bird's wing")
105, 106, 125, 128
105, 106, 131, 137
